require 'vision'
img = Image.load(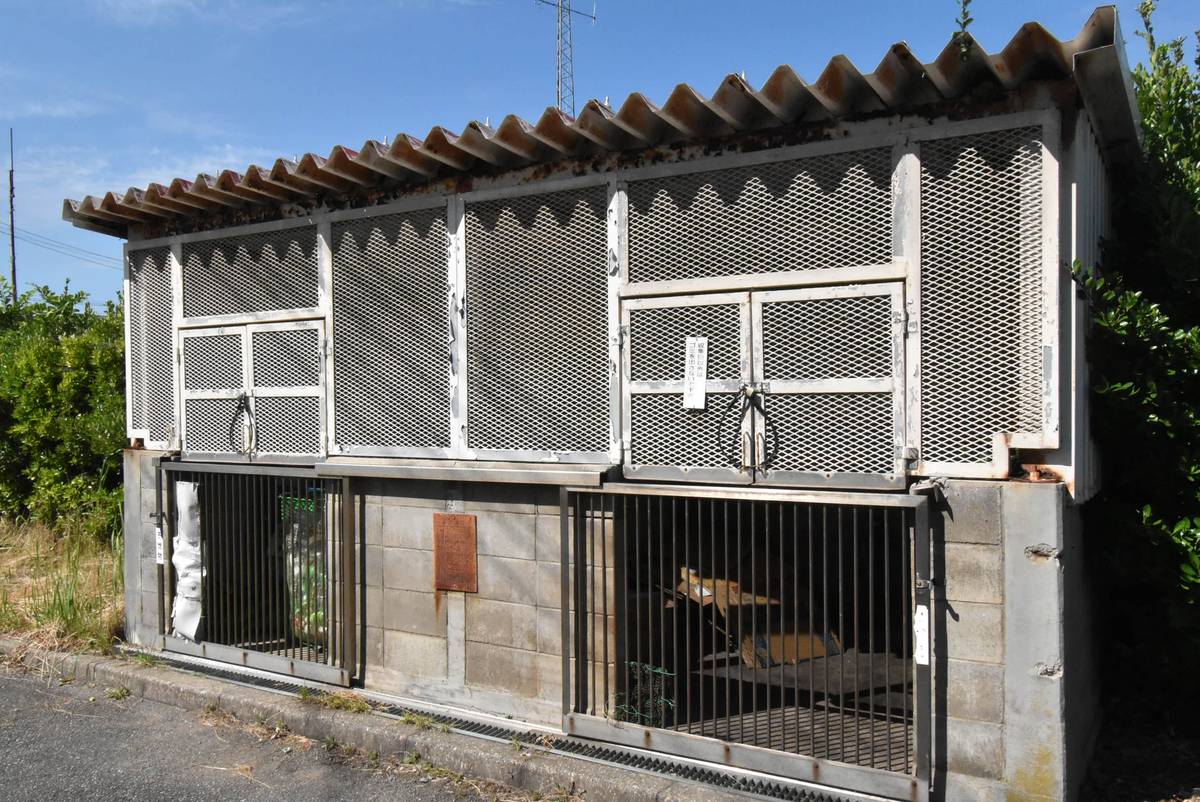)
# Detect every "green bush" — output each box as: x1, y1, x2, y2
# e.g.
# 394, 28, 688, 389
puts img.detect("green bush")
1079, 2, 1200, 727
0, 279, 125, 540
